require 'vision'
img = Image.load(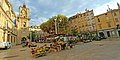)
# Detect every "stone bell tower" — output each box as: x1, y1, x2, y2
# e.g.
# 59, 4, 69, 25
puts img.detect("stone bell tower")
17, 1, 30, 44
